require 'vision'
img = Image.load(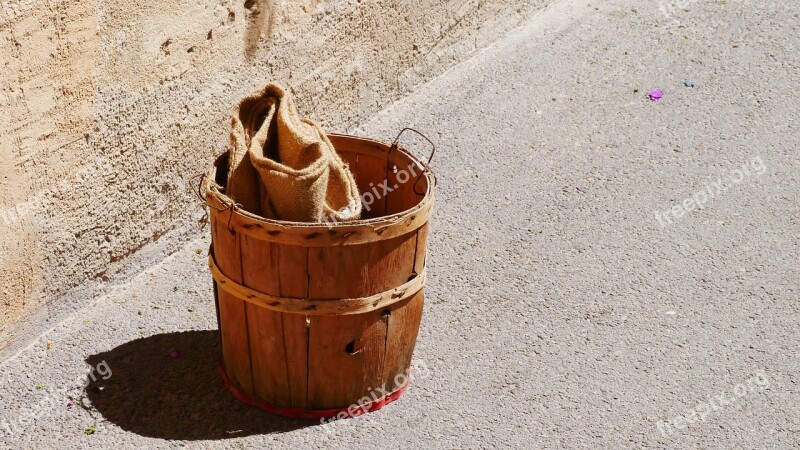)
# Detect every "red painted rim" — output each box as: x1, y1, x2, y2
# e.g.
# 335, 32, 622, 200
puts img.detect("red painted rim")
217, 365, 410, 420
